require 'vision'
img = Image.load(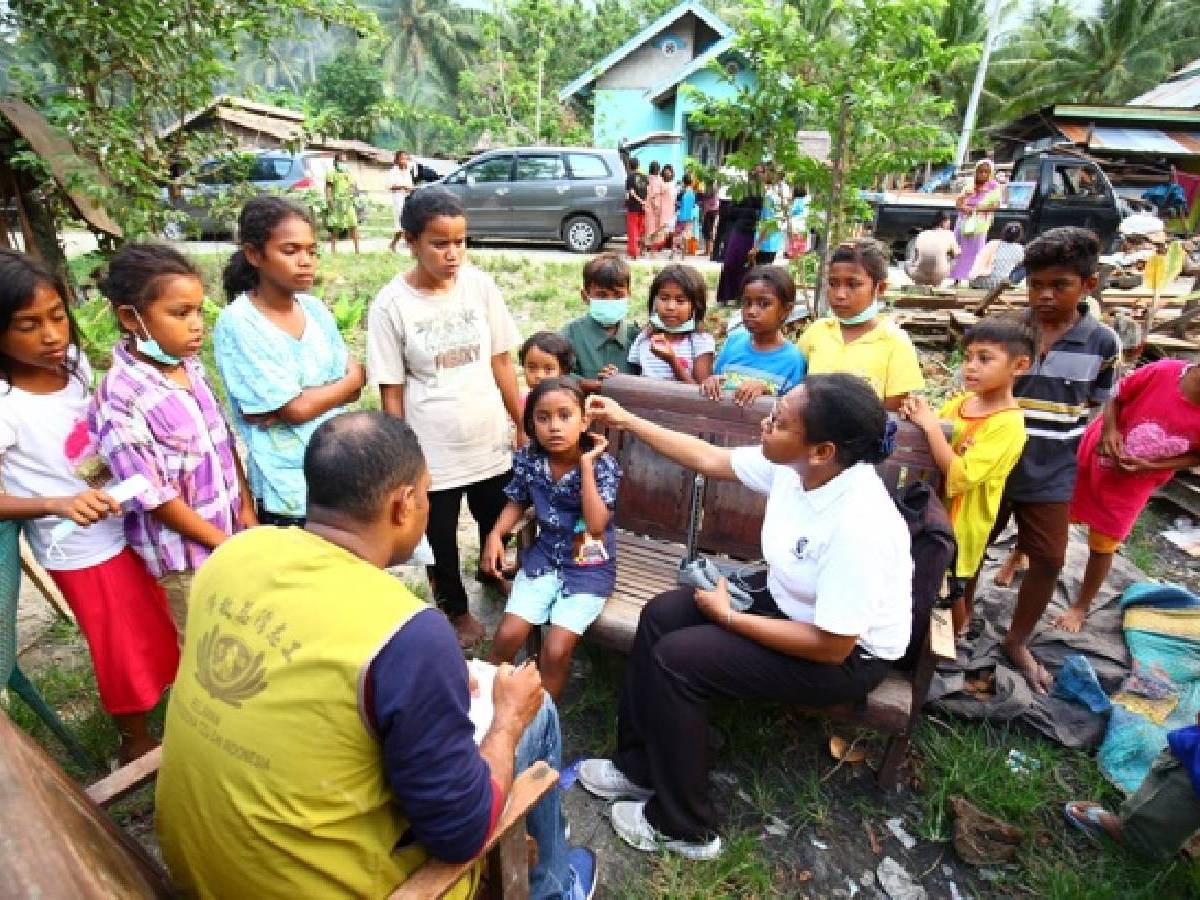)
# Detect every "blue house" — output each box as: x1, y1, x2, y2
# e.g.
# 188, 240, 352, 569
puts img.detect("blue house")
558, 1, 754, 173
